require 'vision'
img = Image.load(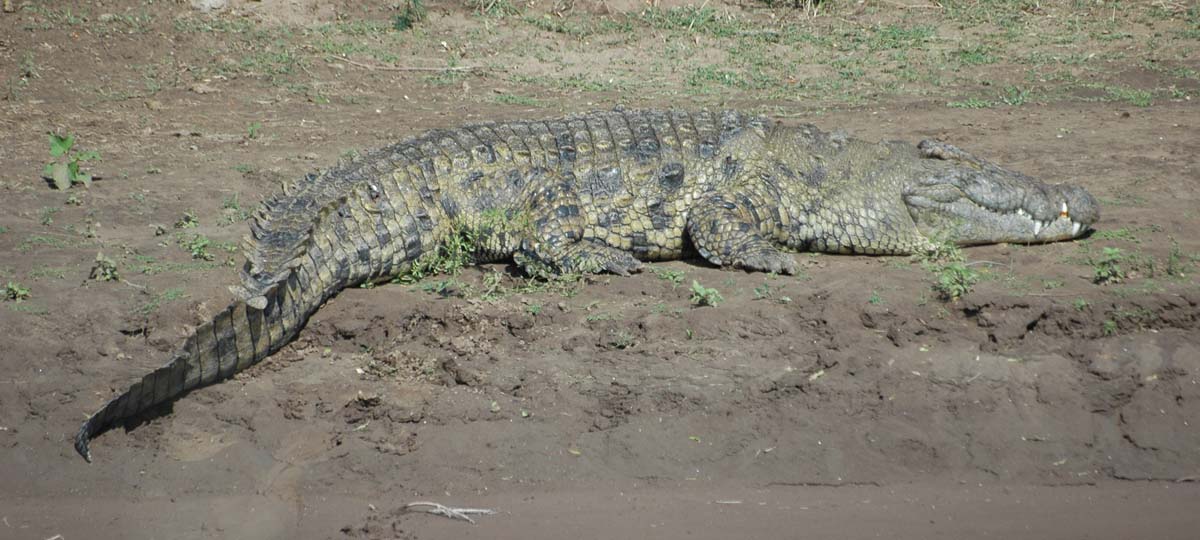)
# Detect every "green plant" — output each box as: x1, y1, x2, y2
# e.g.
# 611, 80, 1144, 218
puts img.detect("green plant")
1073, 298, 1089, 311
868, 290, 883, 304
39, 206, 59, 226
4, 281, 31, 302
43, 133, 101, 189
525, 303, 542, 316
690, 280, 723, 307
392, 0, 426, 30
185, 234, 213, 260
246, 121, 262, 140
174, 211, 199, 229
1002, 86, 1030, 106
1166, 237, 1190, 277
90, 252, 120, 281
933, 262, 980, 301
754, 282, 773, 299
654, 268, 686, 288
608, 329, 636, 349
1102, 319, 1118, 336
1091, 247, 1127, 284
